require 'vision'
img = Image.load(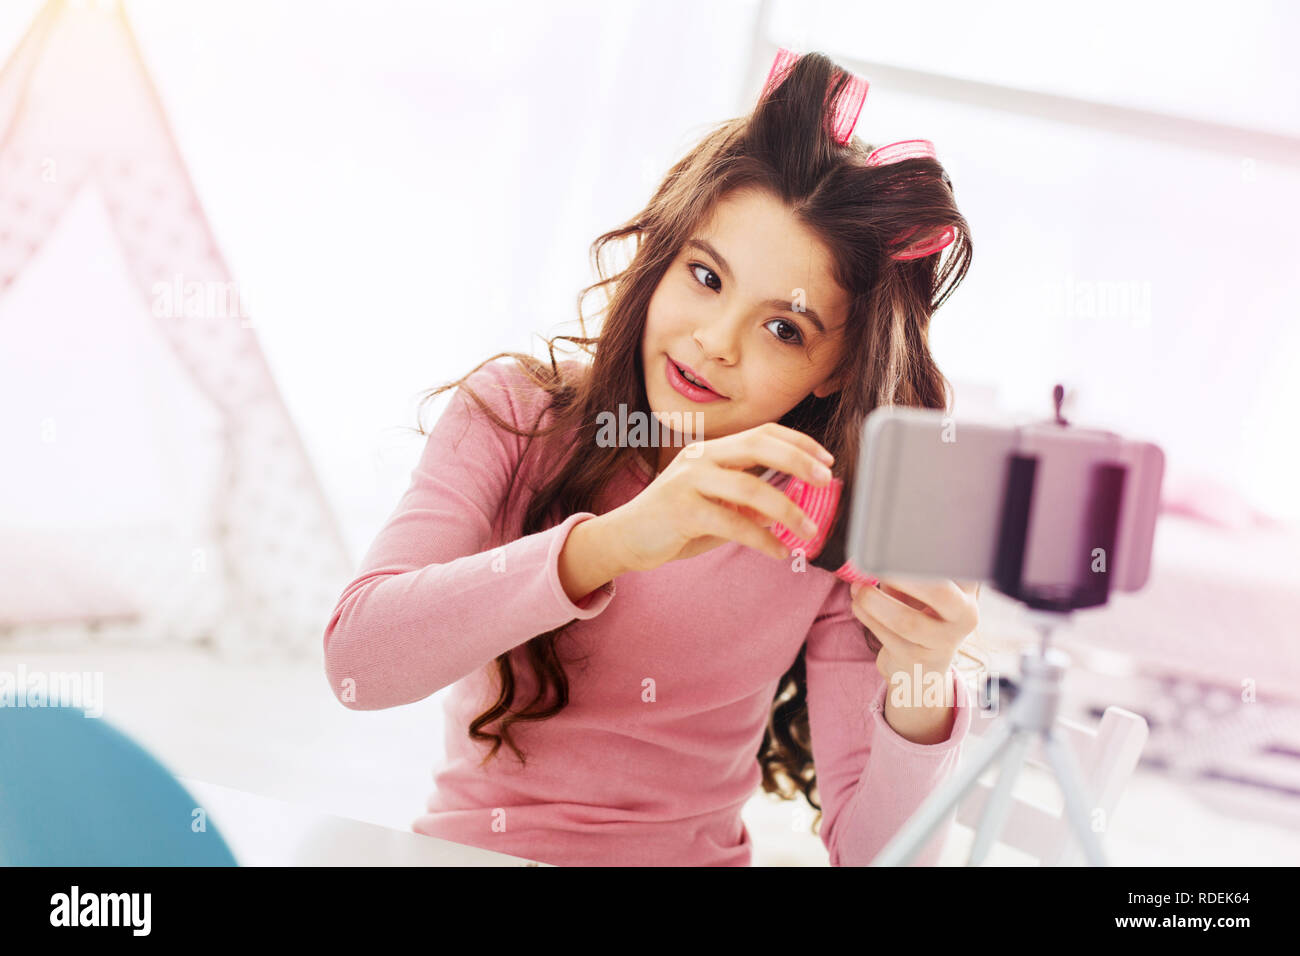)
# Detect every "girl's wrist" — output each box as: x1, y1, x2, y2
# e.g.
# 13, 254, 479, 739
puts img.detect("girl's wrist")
586, 509, 643, 575
883, 696, 957, 745
557, 513, 630, 605
881, 660, 958, 745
